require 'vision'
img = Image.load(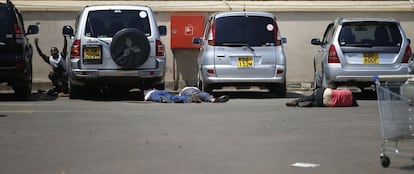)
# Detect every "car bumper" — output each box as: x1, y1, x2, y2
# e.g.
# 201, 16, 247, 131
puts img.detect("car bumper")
70, 69, 164, 86
203, 77, 286, 86
325, 65, 409, 82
